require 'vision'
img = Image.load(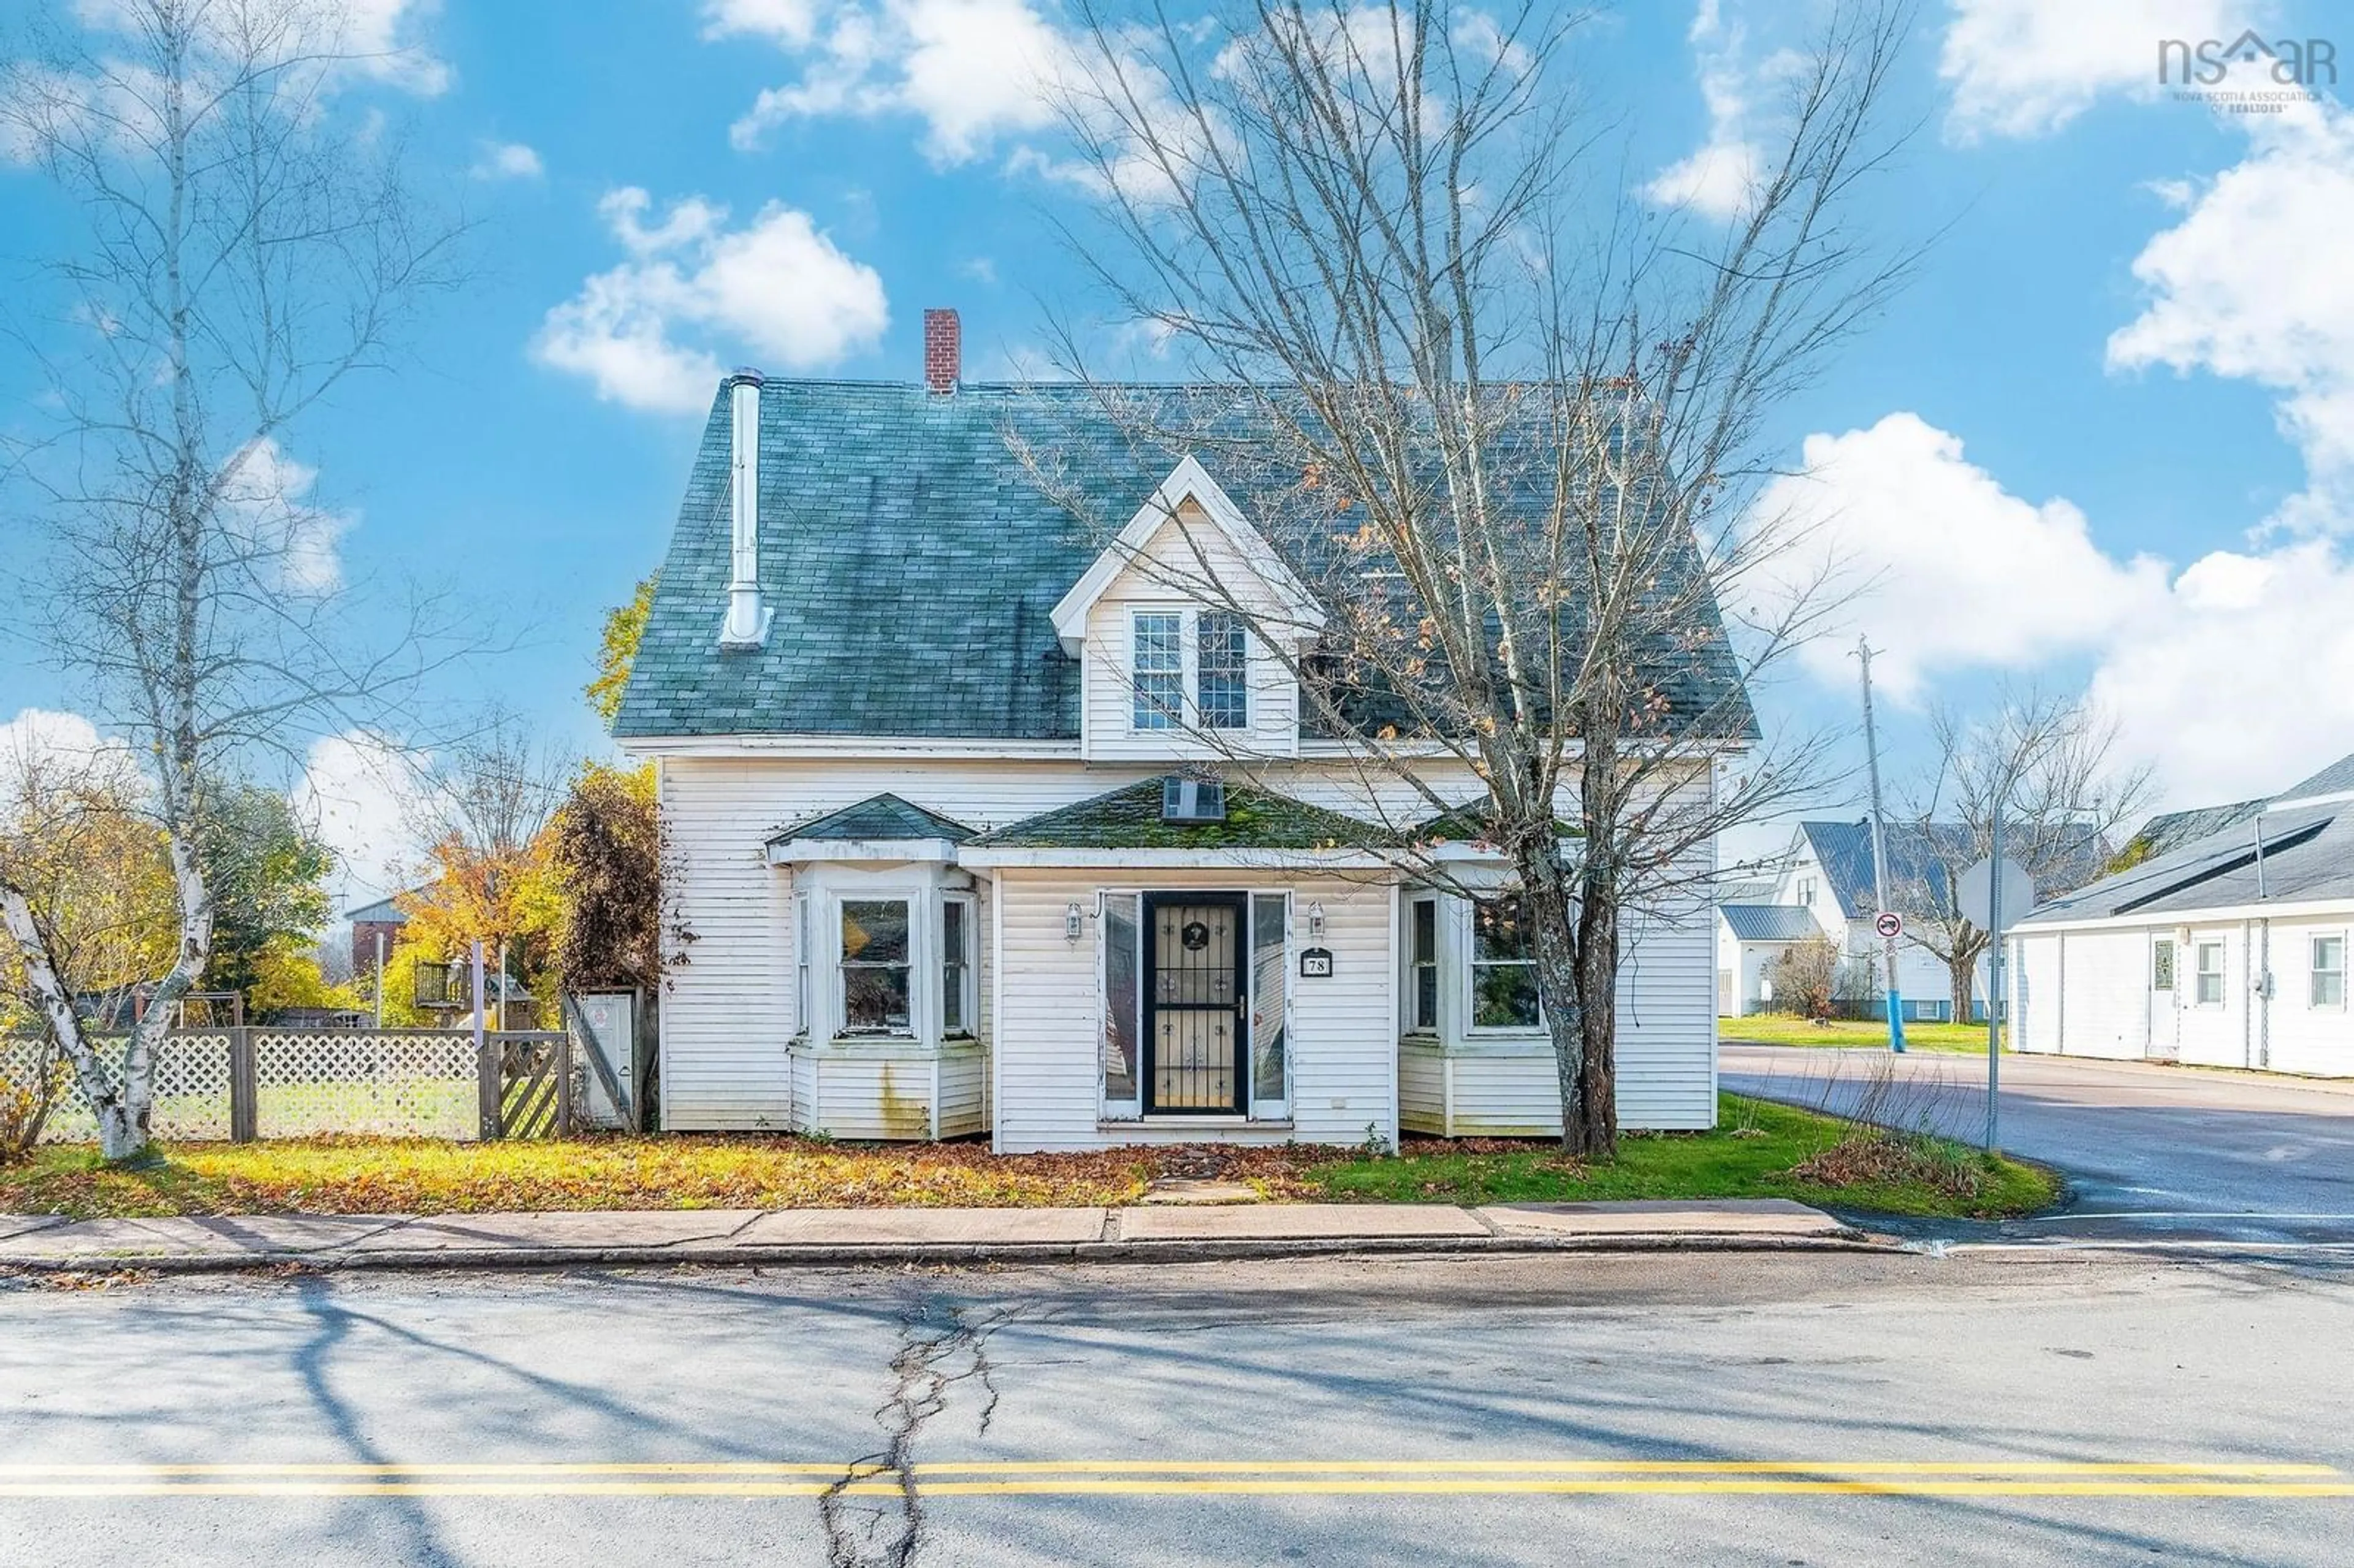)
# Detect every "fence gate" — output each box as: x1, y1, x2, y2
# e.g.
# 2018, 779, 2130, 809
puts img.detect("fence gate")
478, 1032, 571, 1140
